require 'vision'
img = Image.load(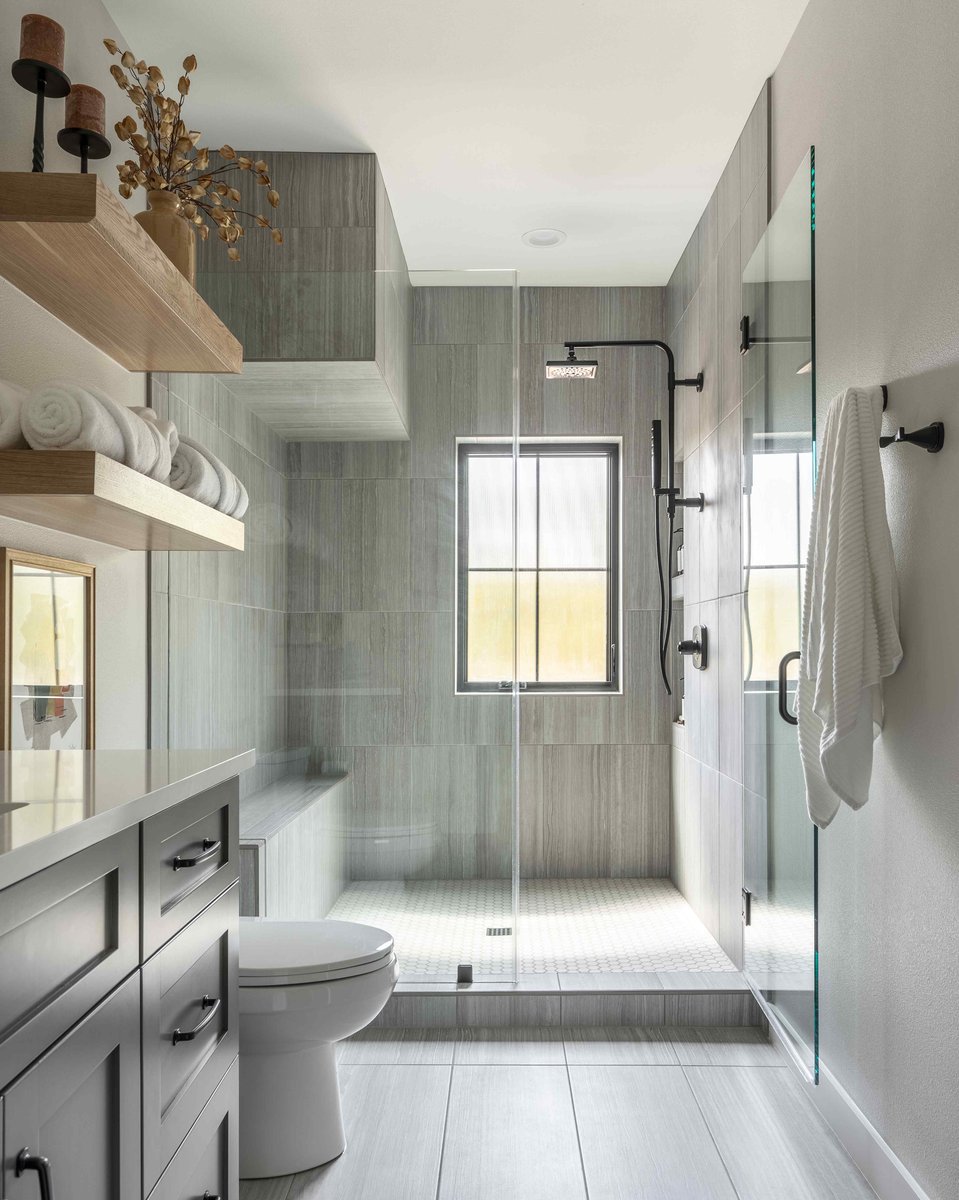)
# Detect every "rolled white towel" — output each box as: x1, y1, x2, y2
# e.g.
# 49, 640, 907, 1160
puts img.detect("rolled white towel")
0, 380, 28, 449
133, 406, 179, 458
22, 382, 126, 461
232, 478, 249, 520
131, 406, 178, 481
169, 440, 221, 506
178, 435, 243, 515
